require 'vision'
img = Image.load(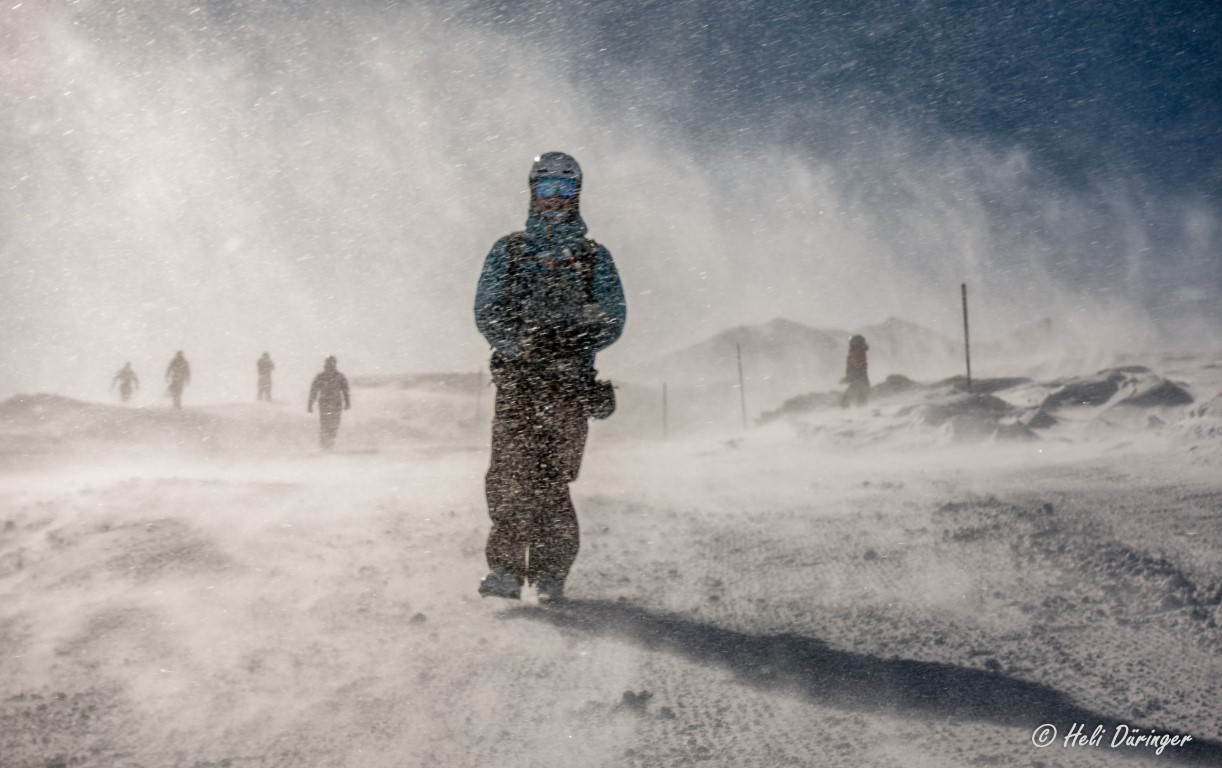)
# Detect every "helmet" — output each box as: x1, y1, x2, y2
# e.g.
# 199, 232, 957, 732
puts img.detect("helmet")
850, 335, 867, 347
529, 152, 582, 184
